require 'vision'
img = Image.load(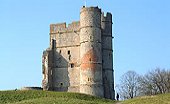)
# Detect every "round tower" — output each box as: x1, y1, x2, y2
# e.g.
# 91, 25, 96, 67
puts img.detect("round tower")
101, 12, 114, 99
80, 7, 104, 97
